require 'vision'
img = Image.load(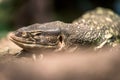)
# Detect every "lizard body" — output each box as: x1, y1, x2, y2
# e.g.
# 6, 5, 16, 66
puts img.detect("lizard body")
9, 8, 120, 51
72, 7, 120, 48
